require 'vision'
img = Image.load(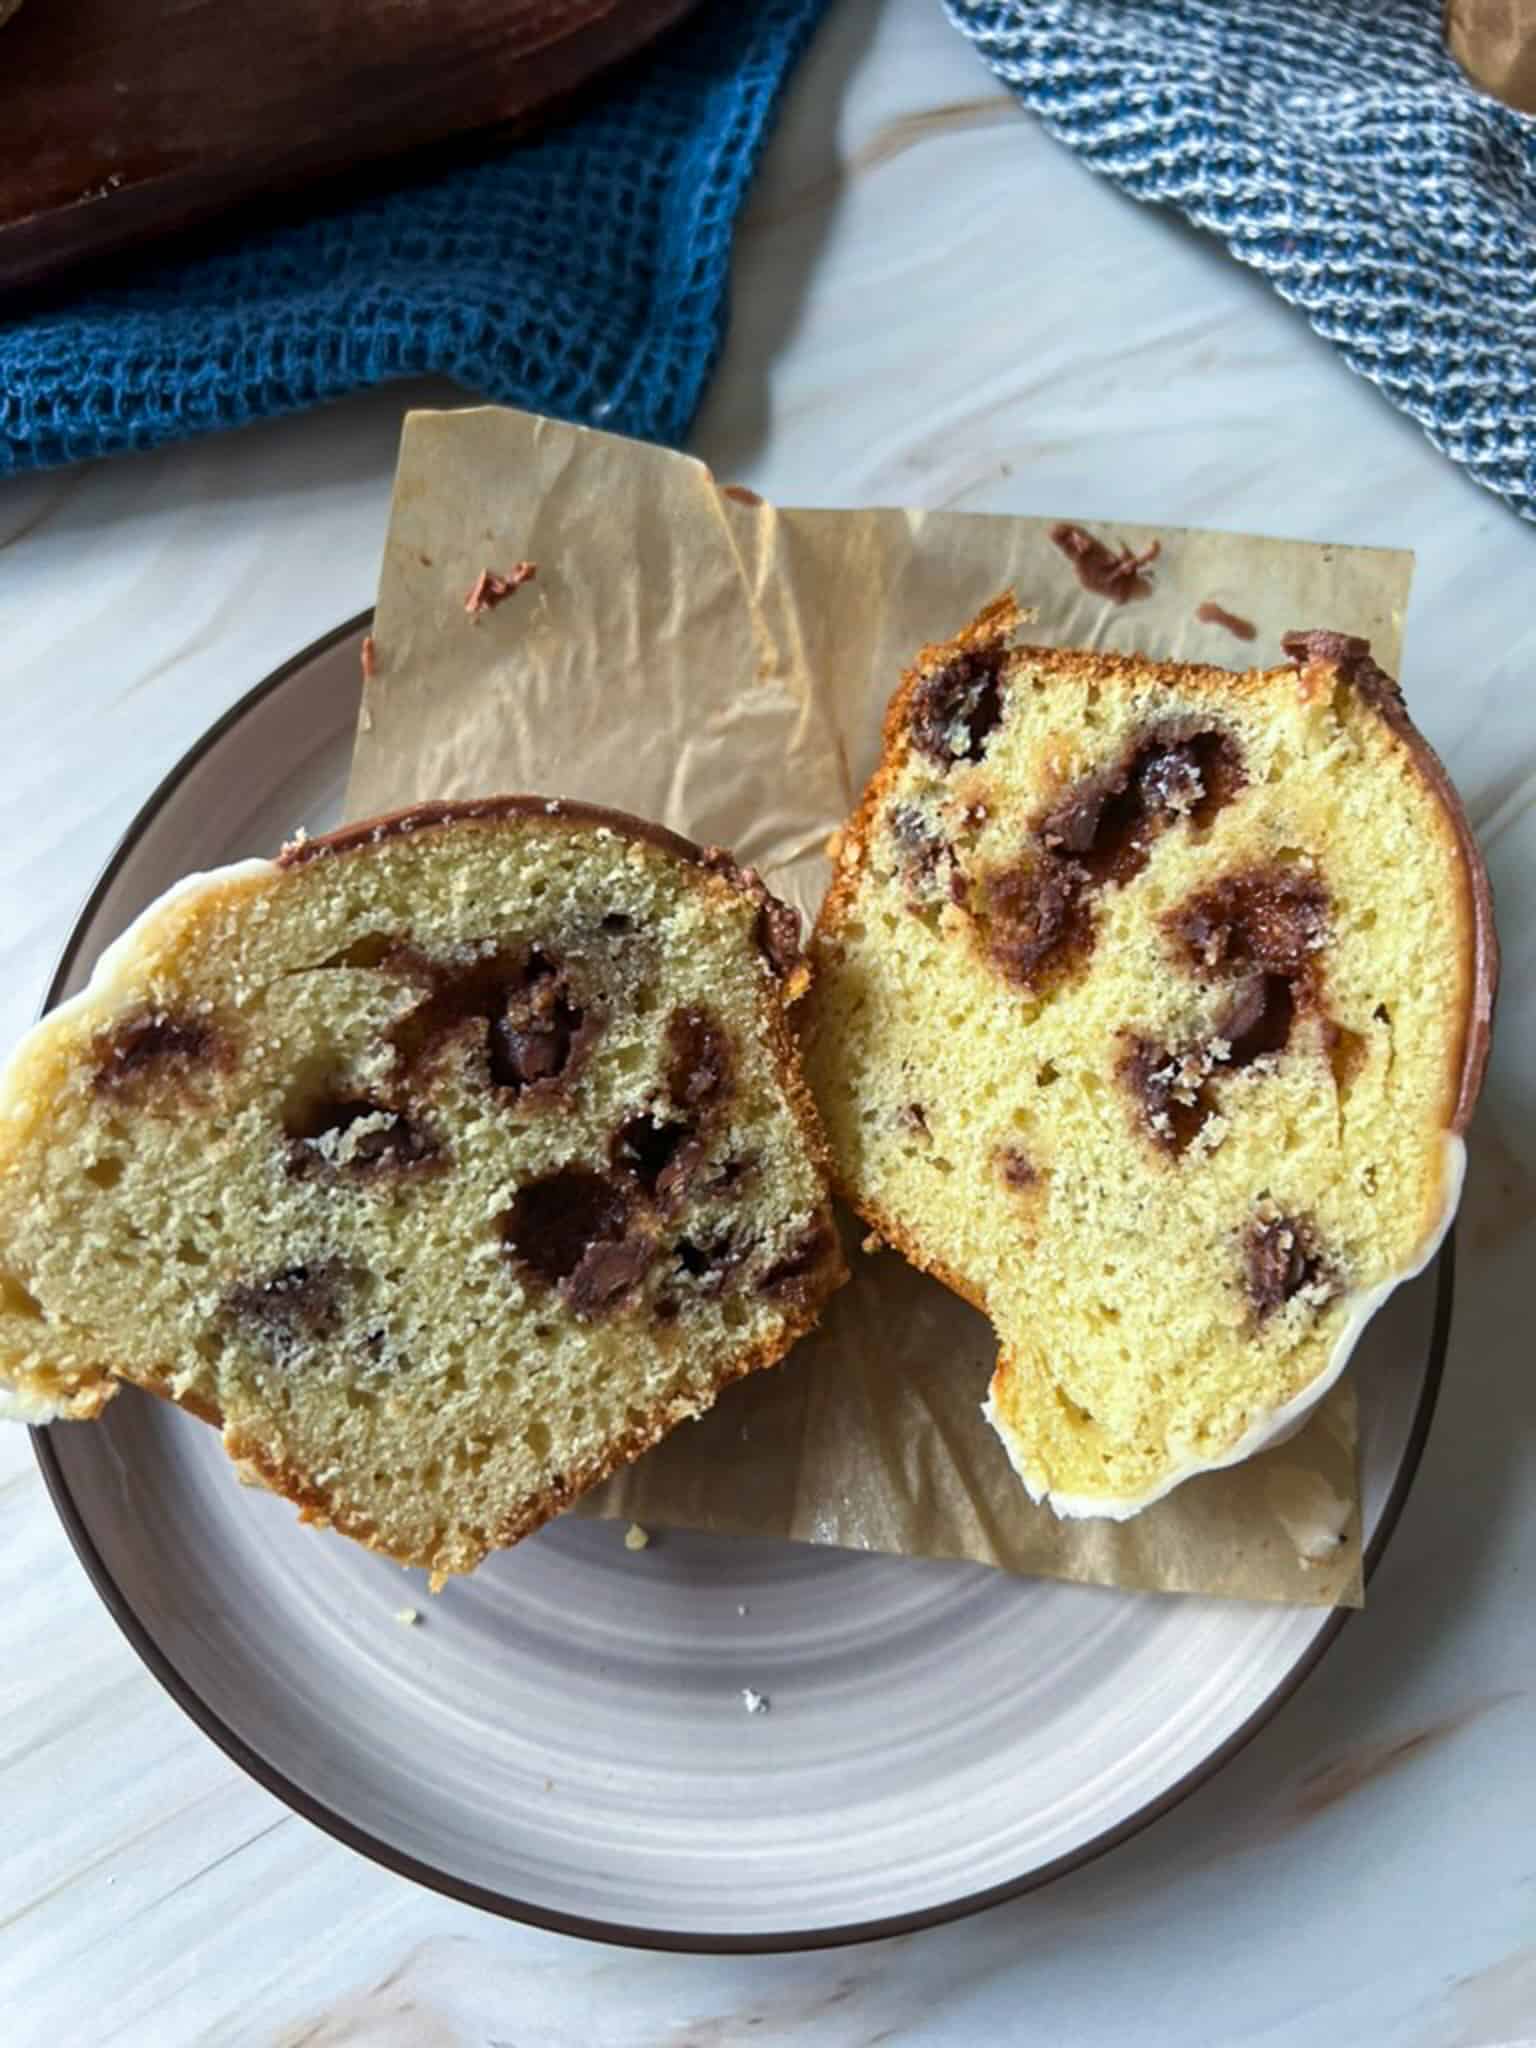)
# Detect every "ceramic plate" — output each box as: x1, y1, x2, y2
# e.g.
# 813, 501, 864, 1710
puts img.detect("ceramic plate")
33, 618, 1452, 1951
